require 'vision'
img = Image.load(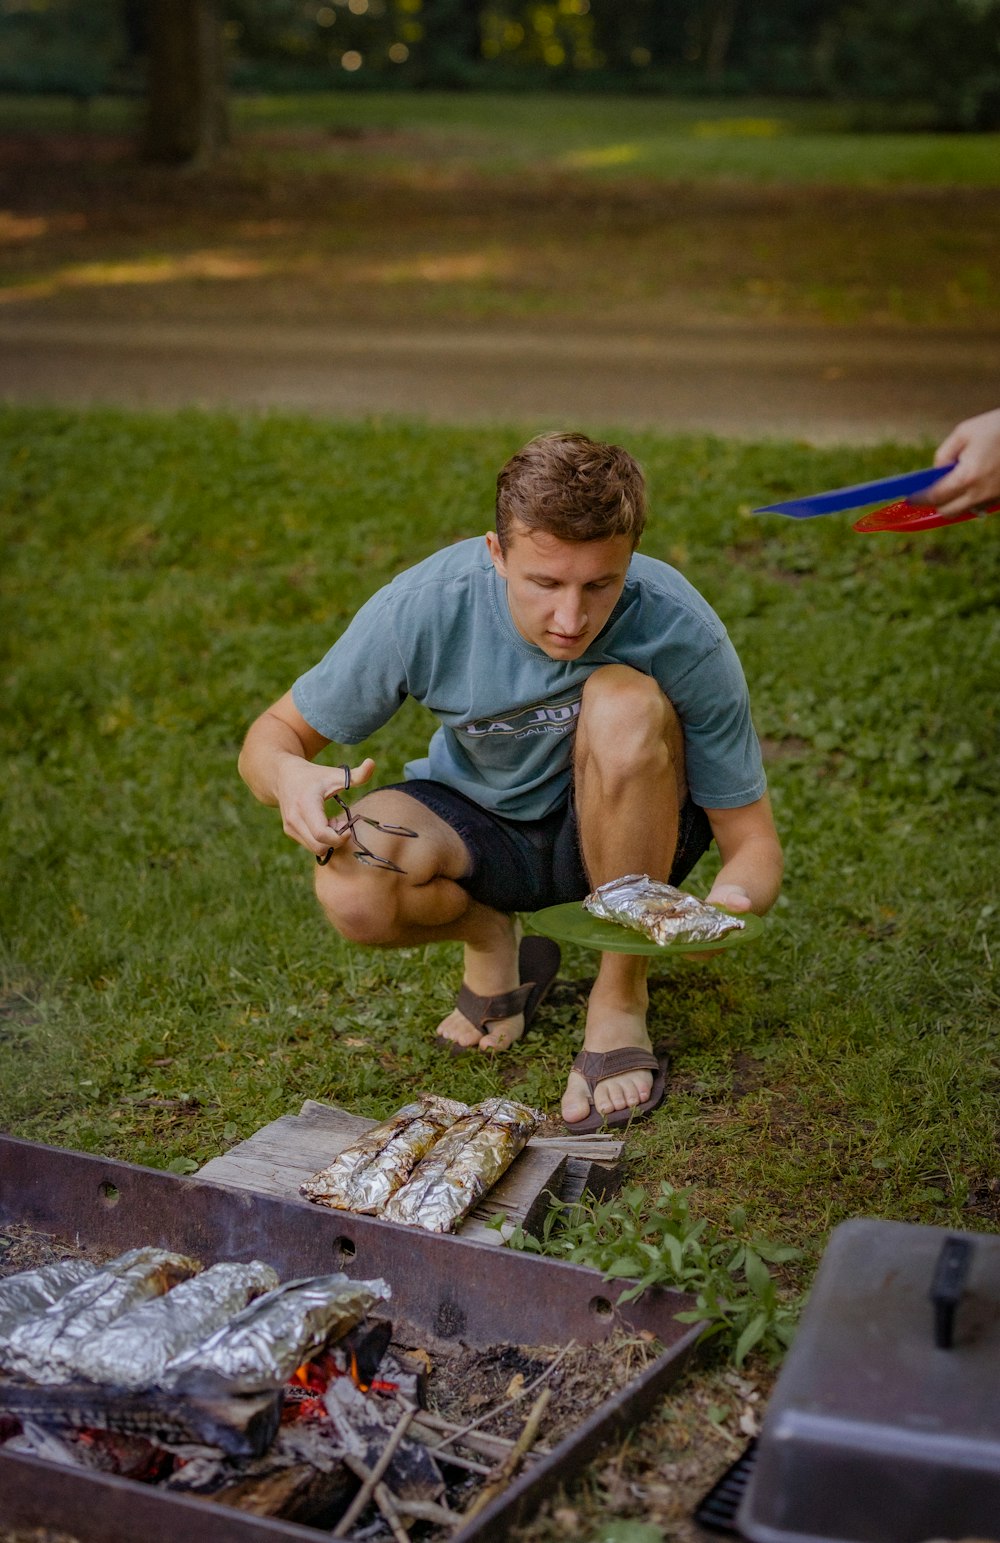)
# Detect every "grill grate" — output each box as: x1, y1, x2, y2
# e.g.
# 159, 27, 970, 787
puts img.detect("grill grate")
692, 1436, 757, 1535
